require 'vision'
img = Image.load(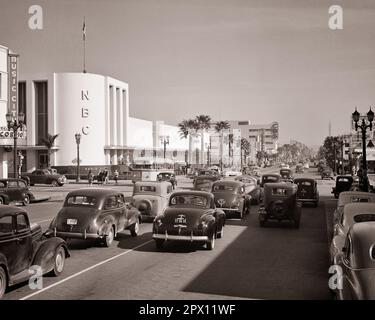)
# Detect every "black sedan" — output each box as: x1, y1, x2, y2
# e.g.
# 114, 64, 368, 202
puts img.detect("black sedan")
22, 169, 66, 187
0, 206, 69, 298
152, 191, 225, 250
0, 179, 35, 205
48, 189, 141, 247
